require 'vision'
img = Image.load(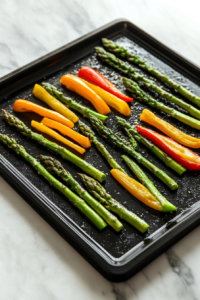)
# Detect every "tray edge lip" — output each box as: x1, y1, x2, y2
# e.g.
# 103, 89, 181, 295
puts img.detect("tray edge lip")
0, 19, 128, 82
1, 18, 199, 85
124, 20, 200, 72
